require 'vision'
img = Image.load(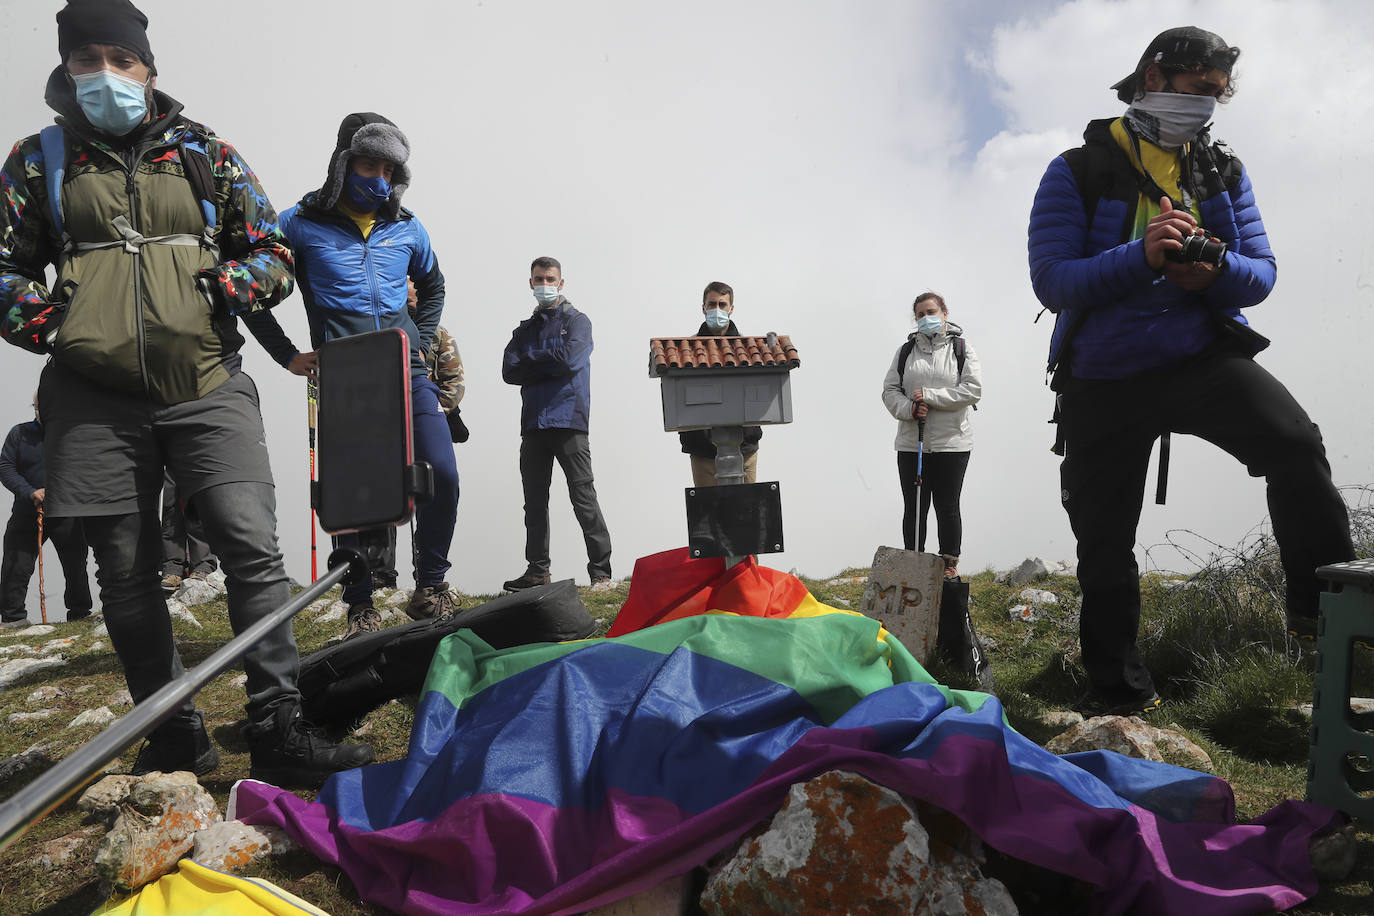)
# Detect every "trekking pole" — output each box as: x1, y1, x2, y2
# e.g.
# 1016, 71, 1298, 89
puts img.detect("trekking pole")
36, 506, 47, 624
308, 378, 319, 583
915, 417, 926, 553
